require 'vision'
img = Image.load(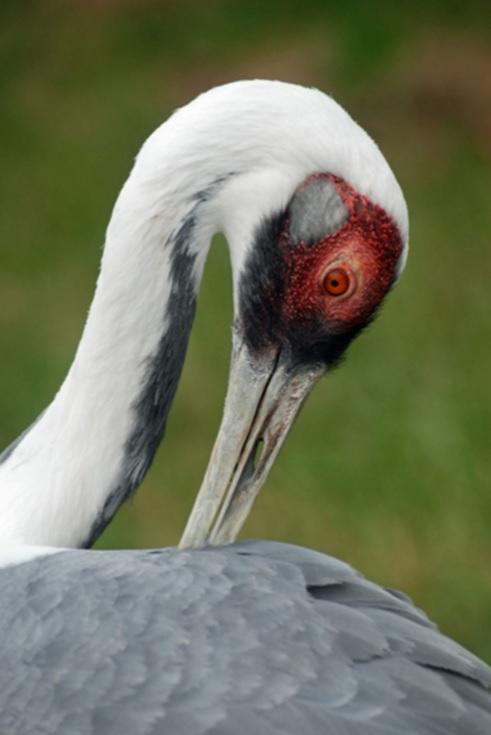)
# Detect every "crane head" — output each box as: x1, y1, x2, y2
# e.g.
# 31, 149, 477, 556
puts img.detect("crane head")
180, 165, 404, 549
239, 173, 403, 365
